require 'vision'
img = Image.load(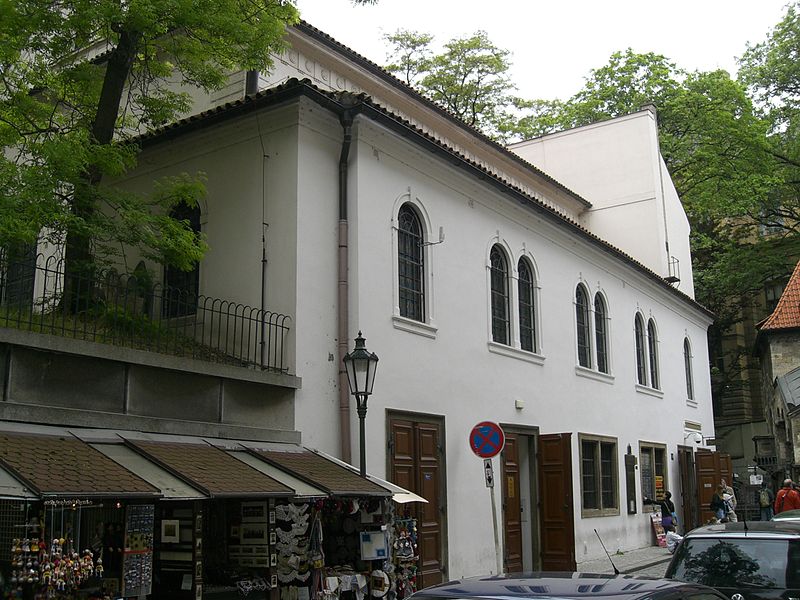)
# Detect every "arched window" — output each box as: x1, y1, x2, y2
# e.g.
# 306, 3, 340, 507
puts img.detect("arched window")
518, 259, 536, 352
647, 319, 659, 389
594, 293, 608, 374
398, 204, 425, 322
490, 245, 510, 344
684, 338, 694, 400
576, 284, 591, 368
163, 201, 201, 318
634, 314, 647, 385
